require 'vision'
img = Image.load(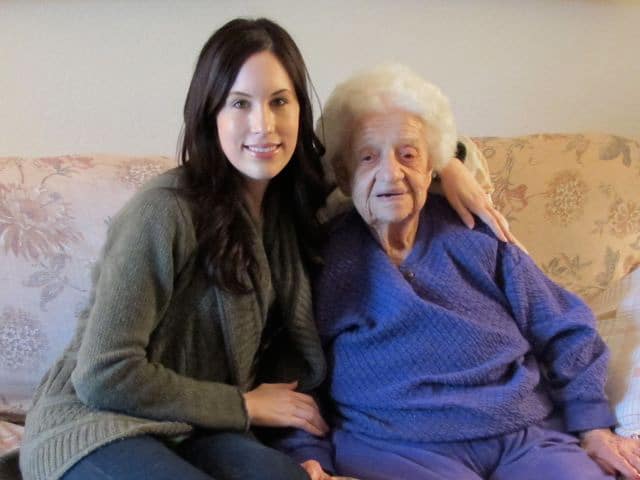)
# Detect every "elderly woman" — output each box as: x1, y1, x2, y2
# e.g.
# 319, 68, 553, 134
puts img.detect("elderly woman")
275, 65, 640, 480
